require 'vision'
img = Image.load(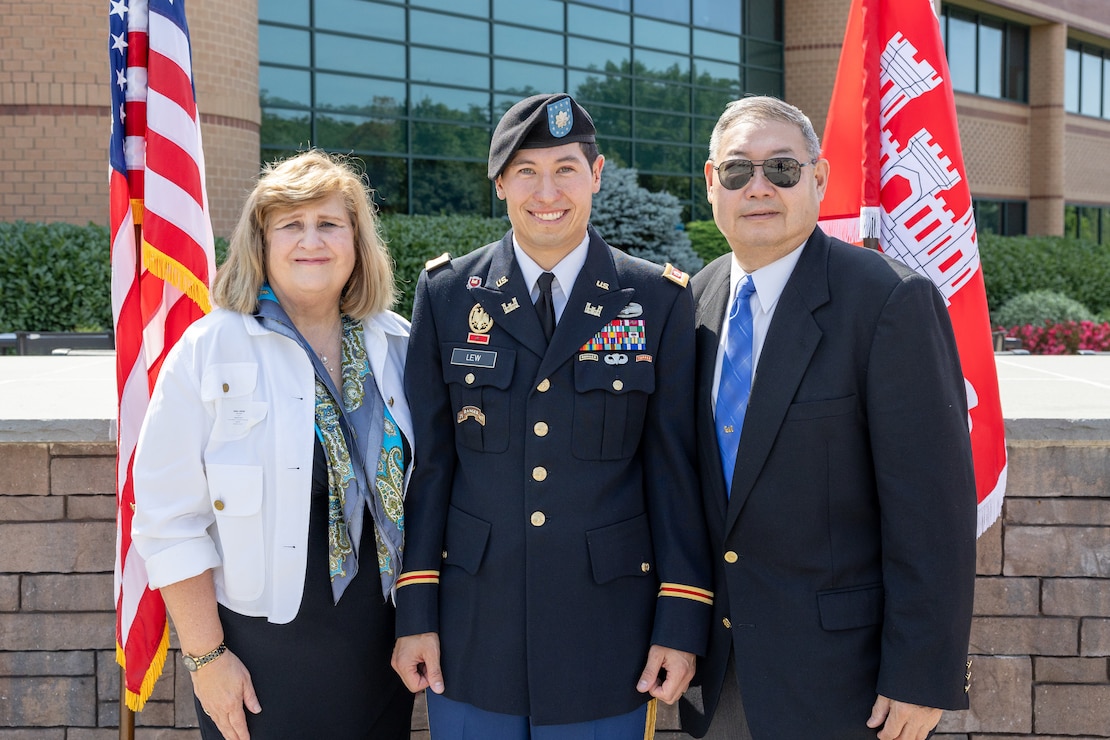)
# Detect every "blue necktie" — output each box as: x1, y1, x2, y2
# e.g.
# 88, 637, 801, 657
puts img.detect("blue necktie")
715, 277, 757, 496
